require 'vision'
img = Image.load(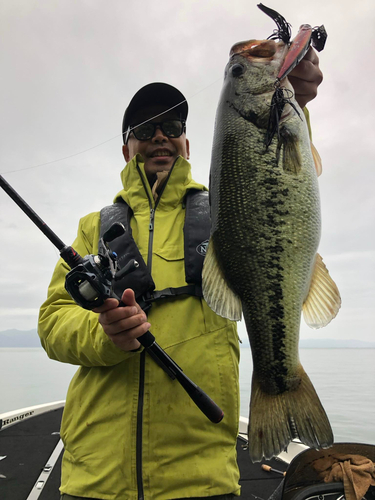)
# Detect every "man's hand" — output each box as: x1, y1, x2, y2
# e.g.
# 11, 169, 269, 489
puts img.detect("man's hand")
93, 289, 151, 352
289, 47, 323, 108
